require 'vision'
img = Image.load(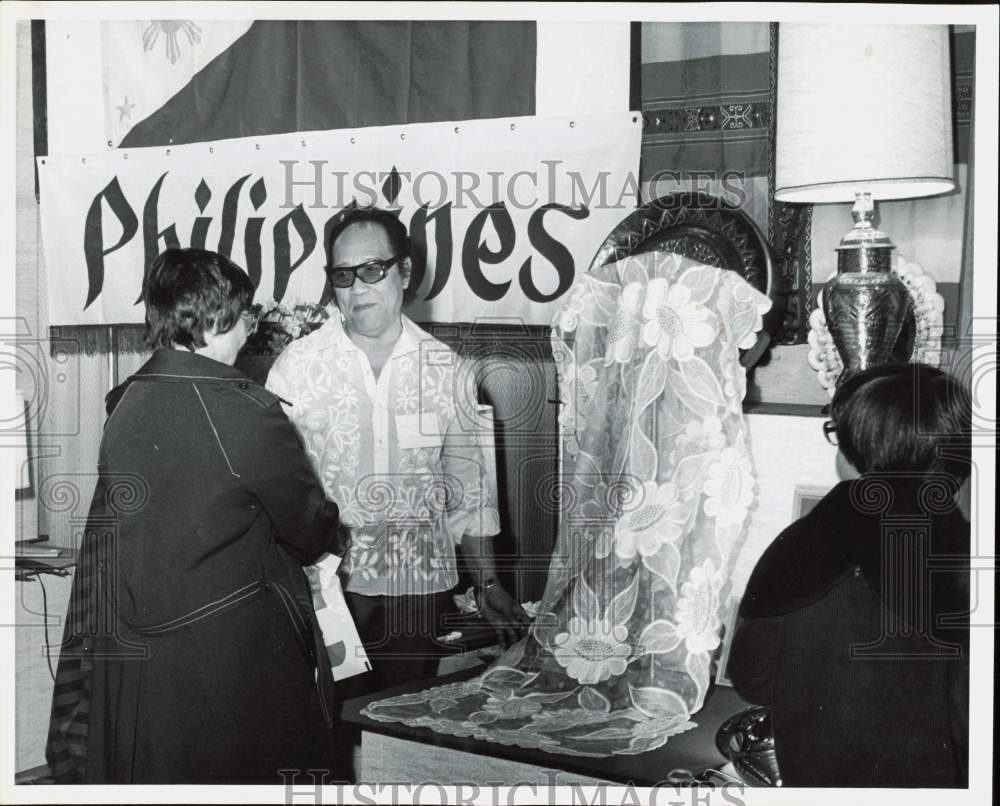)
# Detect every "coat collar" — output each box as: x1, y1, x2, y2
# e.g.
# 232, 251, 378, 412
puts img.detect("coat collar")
132, 348, 252, 383
105, 349, 253, 414
739, 477, 969, 619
